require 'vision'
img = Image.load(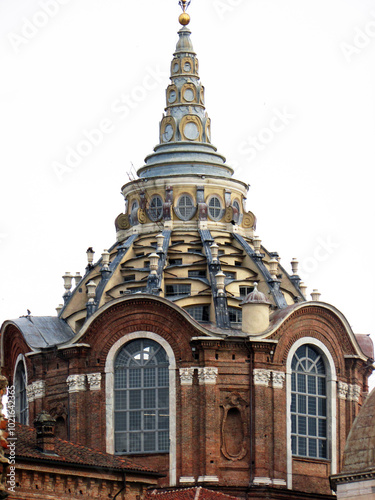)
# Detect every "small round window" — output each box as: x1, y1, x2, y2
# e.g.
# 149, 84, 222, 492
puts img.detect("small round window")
208, 196, 224, 221
175, 195, 195, 221
148, 195, 163, 222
